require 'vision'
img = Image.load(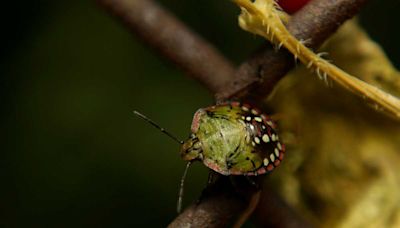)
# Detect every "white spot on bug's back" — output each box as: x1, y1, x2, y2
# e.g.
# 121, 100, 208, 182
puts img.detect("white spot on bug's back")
242, 106, 249, 111
277, 142, 282, 150
252, 142, 256, 146
246, 116, 252, 121
274, 148, 279, 157
251, 109, 258, 115
271, 134, 277, 141
263, 158, 269, 166
262, 134, 269, 143
262, 125, 266, 130
249, 124, 255, 131
254, 117, 262, 122
266, 120, 273, 126
241, 116, 245, 120
270, 154, 275, 162
254, 137, 260, 144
